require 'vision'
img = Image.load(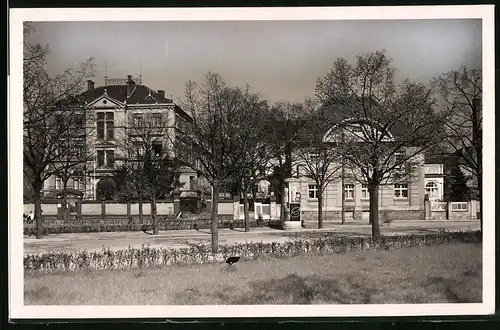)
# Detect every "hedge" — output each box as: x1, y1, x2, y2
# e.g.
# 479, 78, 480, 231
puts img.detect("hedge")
24, 218, 283, 236
24, 230, 481, 273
